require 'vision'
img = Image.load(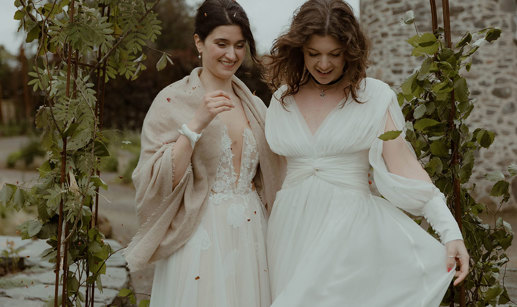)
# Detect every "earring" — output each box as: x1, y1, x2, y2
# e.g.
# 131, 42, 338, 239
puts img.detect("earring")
198, 53, 202, 59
